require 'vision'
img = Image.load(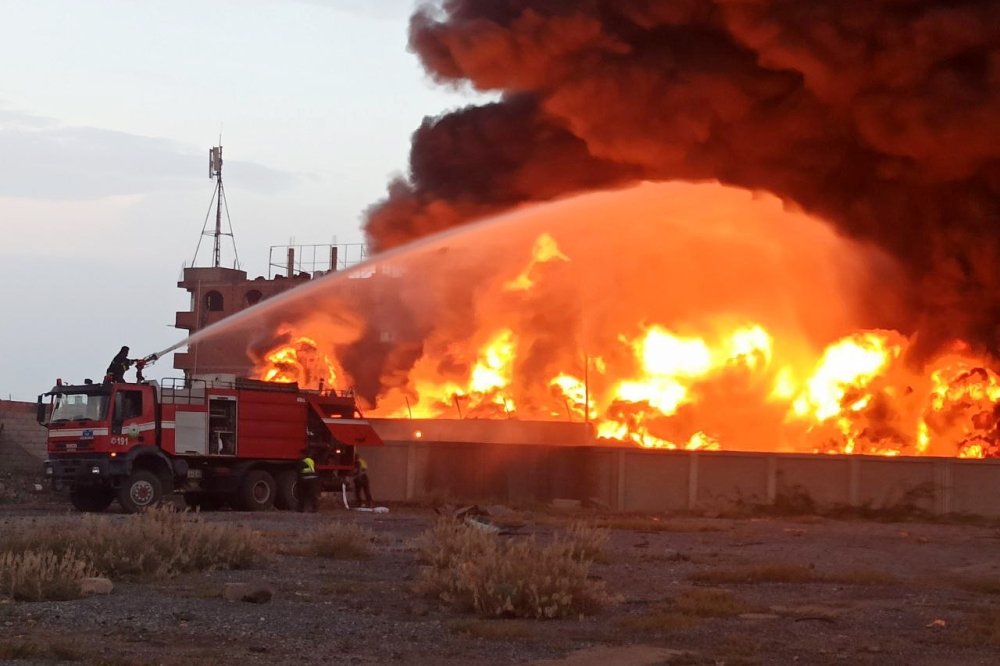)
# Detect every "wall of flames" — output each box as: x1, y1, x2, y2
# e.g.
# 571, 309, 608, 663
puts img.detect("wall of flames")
251, 183, 1000, 459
